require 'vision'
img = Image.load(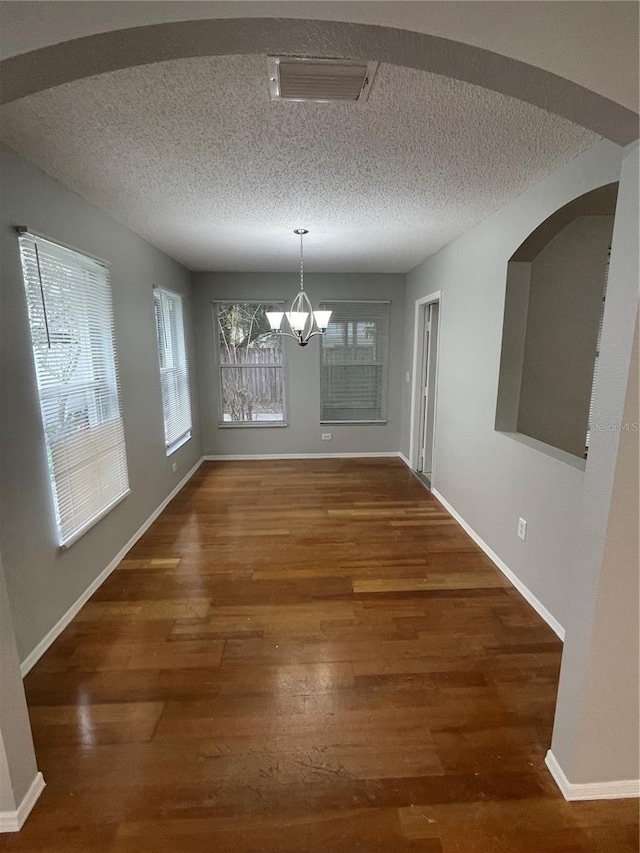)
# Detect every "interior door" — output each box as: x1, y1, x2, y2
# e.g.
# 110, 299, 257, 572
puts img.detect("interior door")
418, 302, 439, 479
